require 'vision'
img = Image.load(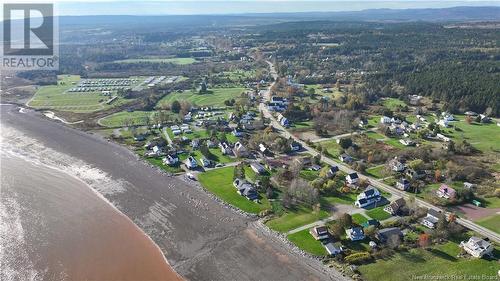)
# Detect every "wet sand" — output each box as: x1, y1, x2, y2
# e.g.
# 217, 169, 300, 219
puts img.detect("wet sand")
0, 105, 347, 281
1, 150, 182, 281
